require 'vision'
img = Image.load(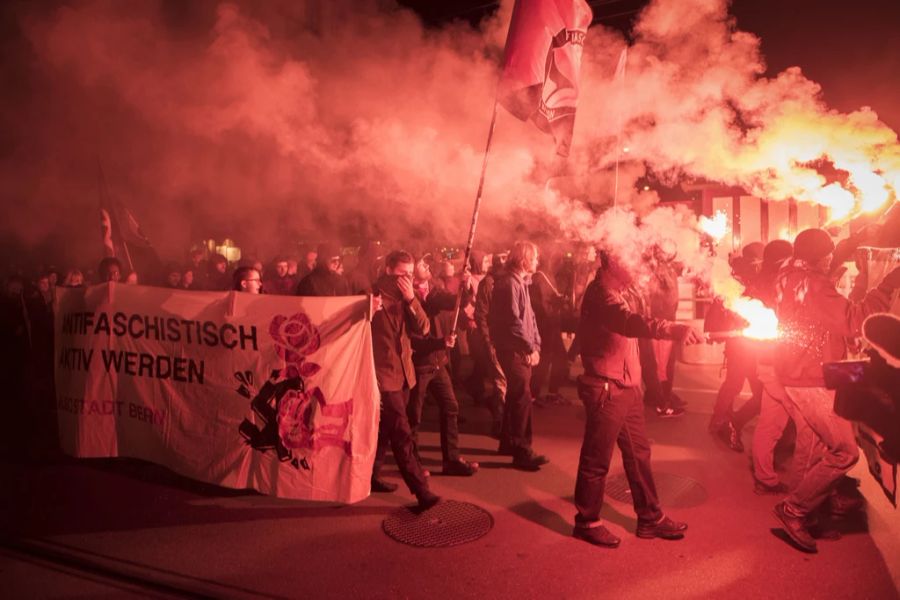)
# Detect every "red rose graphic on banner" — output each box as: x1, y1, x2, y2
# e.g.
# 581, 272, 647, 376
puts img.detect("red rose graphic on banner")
240, 311, 353, 469
269, 312, 321, 379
